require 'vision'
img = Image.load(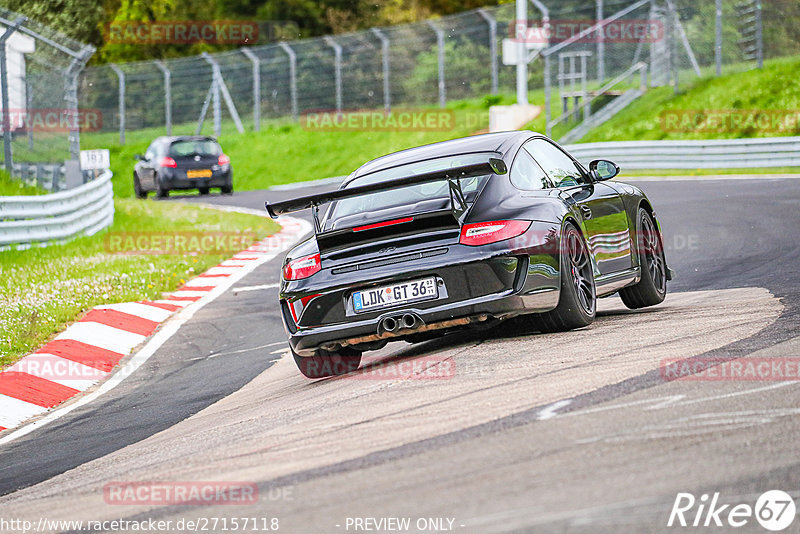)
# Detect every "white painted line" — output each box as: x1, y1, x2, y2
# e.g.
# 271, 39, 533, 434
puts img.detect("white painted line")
169, 290, 213, 298
154, 299, 192, 308
232, 283, 280, 293
219, 261, 249, 267
55, 322, 145, 355
0, 395, 47, 429
189, 341, 286, 361
8, 353, 106, 390
95, 302, 173, 323
0, 215, 312, 446
183, 277, 226, 287
536, 399, 573, 420
203, 267, 243, 276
